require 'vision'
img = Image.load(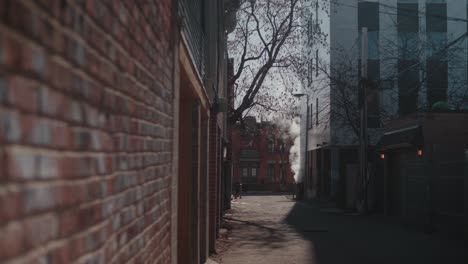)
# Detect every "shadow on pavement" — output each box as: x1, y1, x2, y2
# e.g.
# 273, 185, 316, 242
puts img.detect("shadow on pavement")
225, 217, 291, 250
284, 200, 468, 264
224, 217, 278, 232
